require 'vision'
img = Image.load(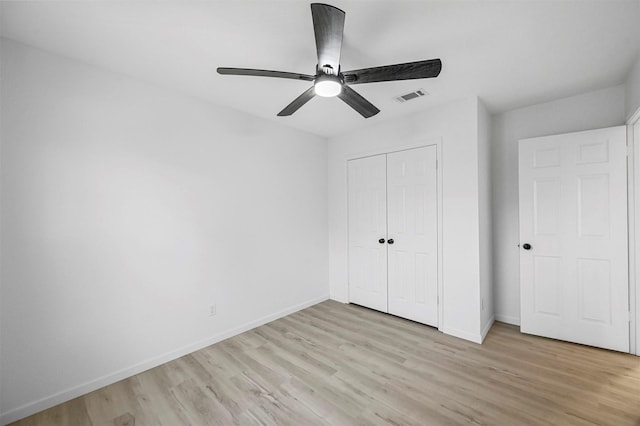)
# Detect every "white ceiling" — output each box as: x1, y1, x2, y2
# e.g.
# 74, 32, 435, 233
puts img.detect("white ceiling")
1, 1, 639, 138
